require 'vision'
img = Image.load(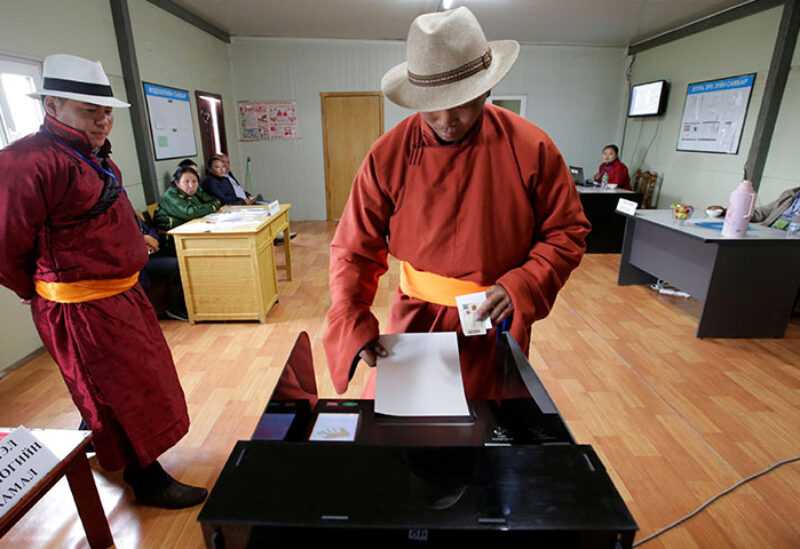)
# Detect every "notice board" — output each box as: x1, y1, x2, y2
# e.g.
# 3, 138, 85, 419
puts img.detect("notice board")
677, 74, 755, 154
238, 101, 299, 141
143, 82, 197, 160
